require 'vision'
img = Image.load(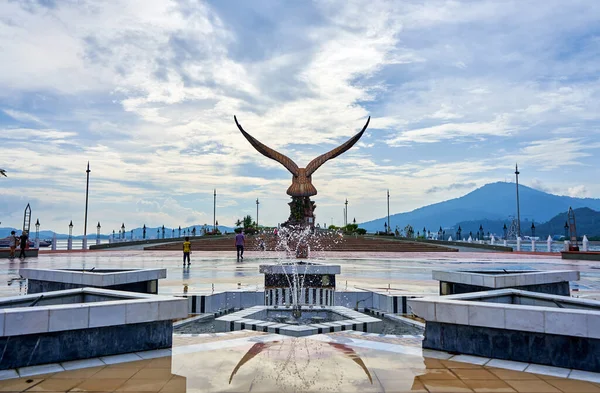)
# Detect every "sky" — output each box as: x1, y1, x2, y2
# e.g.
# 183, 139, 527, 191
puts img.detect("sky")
1, 0, 600, 234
